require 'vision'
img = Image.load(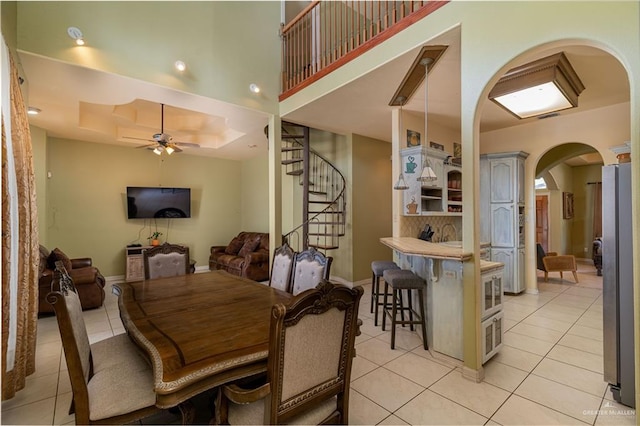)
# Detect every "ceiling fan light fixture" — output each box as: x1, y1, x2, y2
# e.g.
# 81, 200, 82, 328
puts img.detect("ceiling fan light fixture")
249, 83, 260, 94
153, 146, 163, 156
174, 60, 186, 72
165, 145, 175, 155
